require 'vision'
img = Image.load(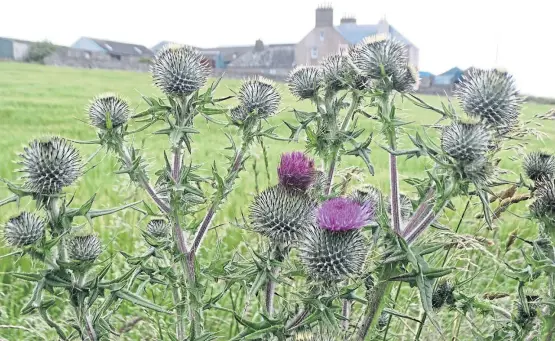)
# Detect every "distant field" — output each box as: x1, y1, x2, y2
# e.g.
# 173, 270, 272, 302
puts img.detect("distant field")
0, 61, 554, 340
